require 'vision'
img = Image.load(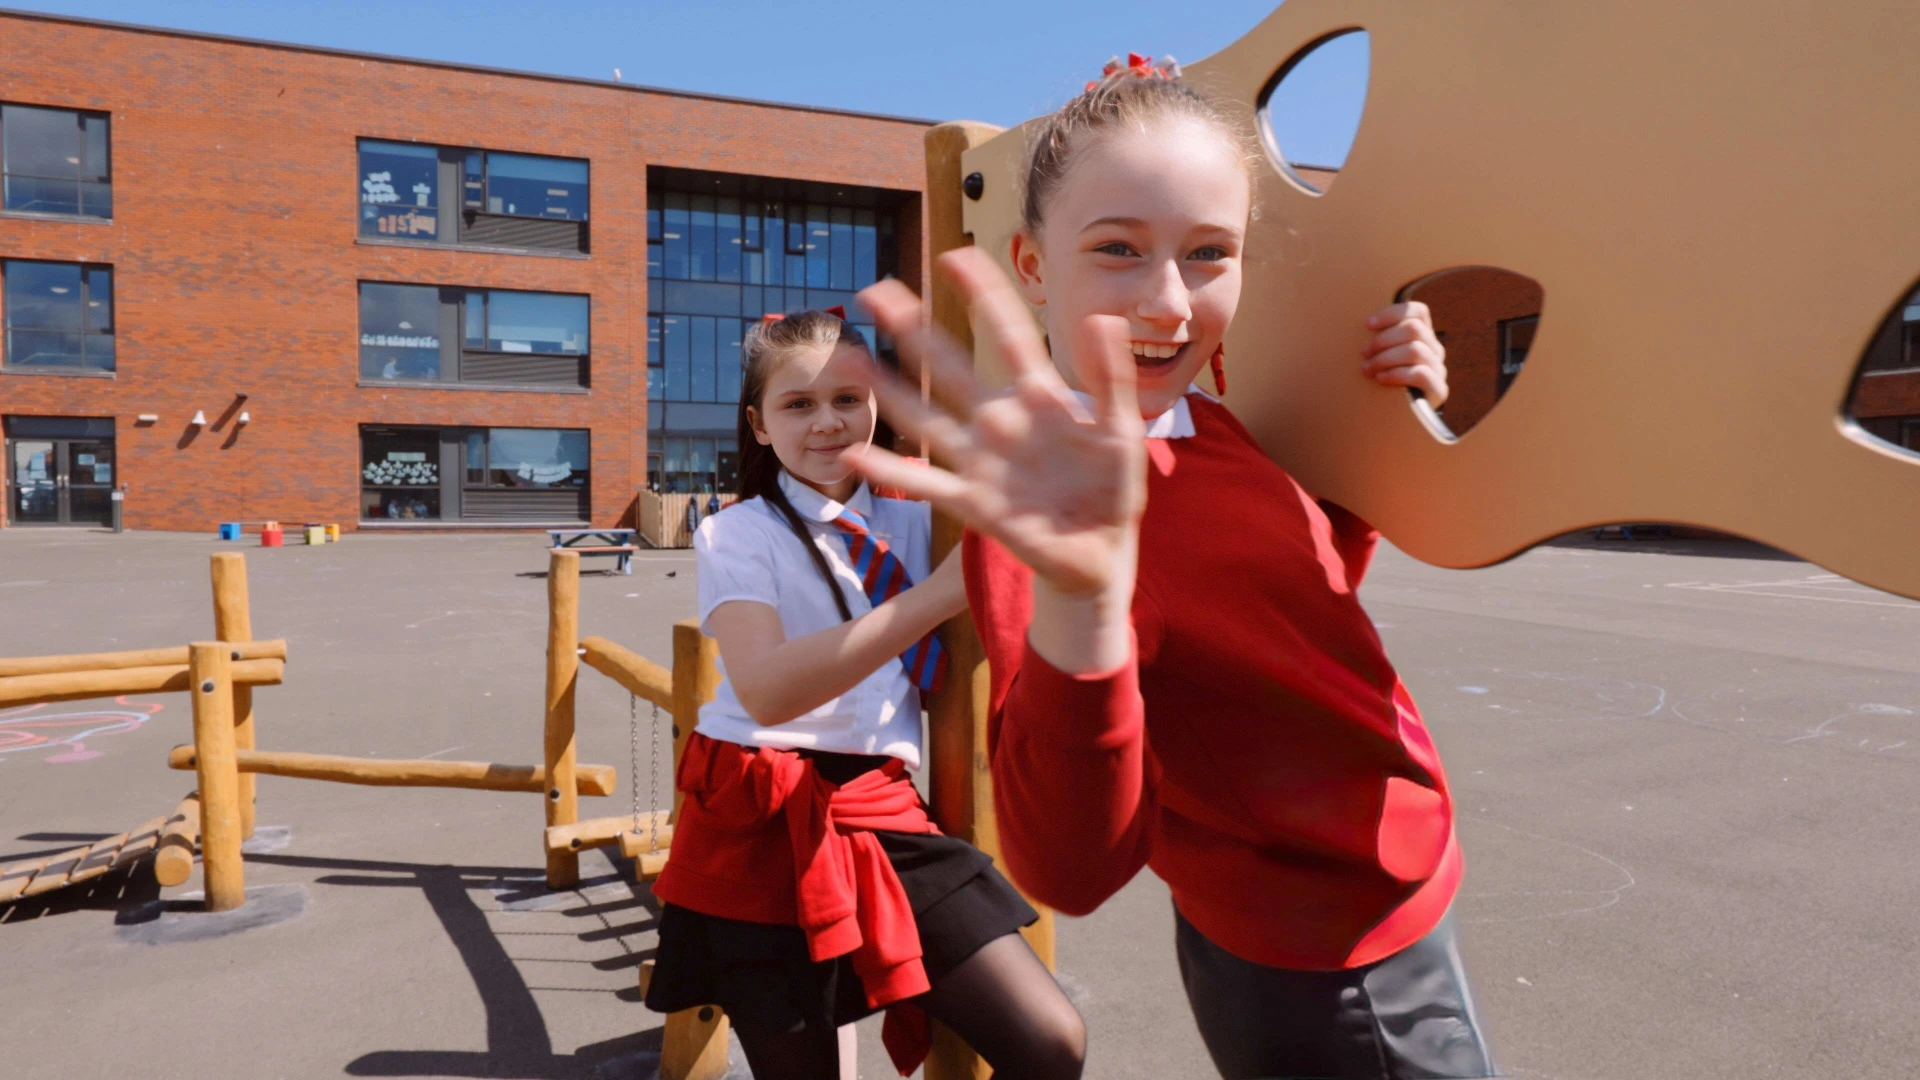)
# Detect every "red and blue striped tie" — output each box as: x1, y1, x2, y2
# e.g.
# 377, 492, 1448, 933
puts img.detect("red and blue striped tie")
831, 506, 947, 692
